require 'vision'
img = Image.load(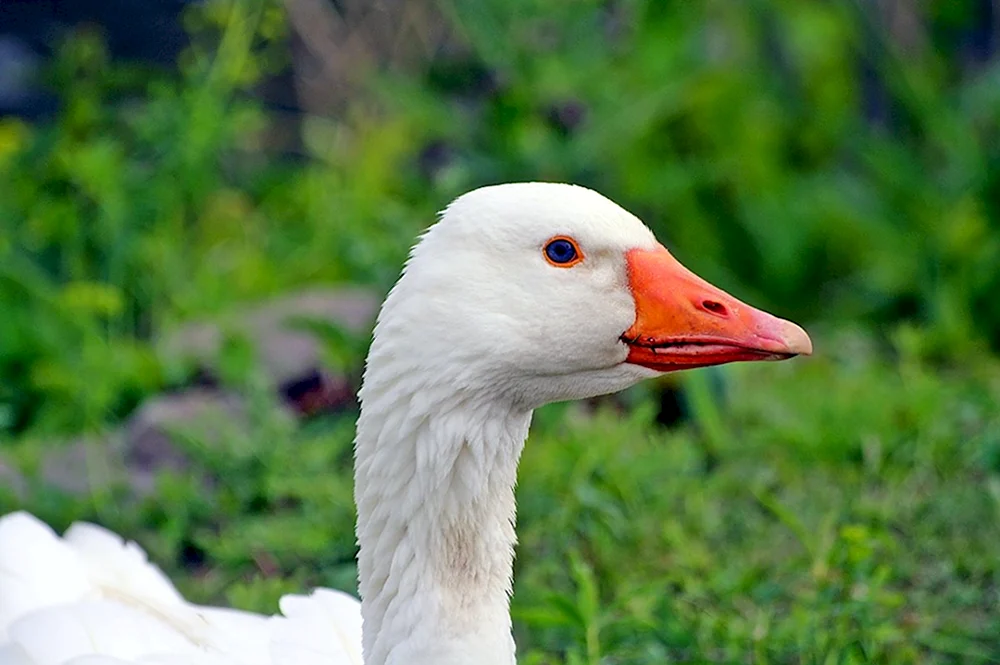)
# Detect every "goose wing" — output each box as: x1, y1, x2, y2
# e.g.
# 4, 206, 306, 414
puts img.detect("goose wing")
0, 513, 362, 665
